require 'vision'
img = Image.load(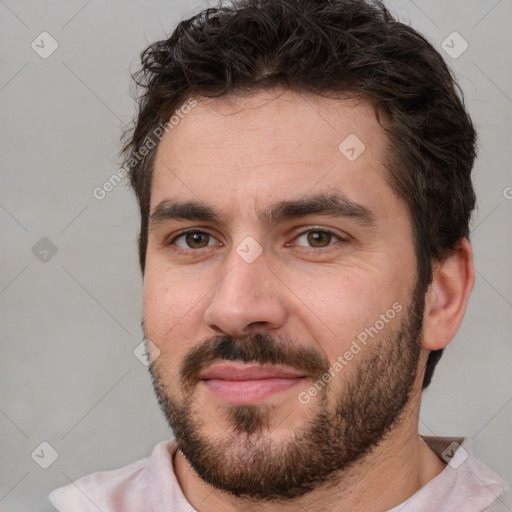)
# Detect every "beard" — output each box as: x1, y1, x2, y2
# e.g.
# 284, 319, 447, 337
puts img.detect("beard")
147, 285, 425, 502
